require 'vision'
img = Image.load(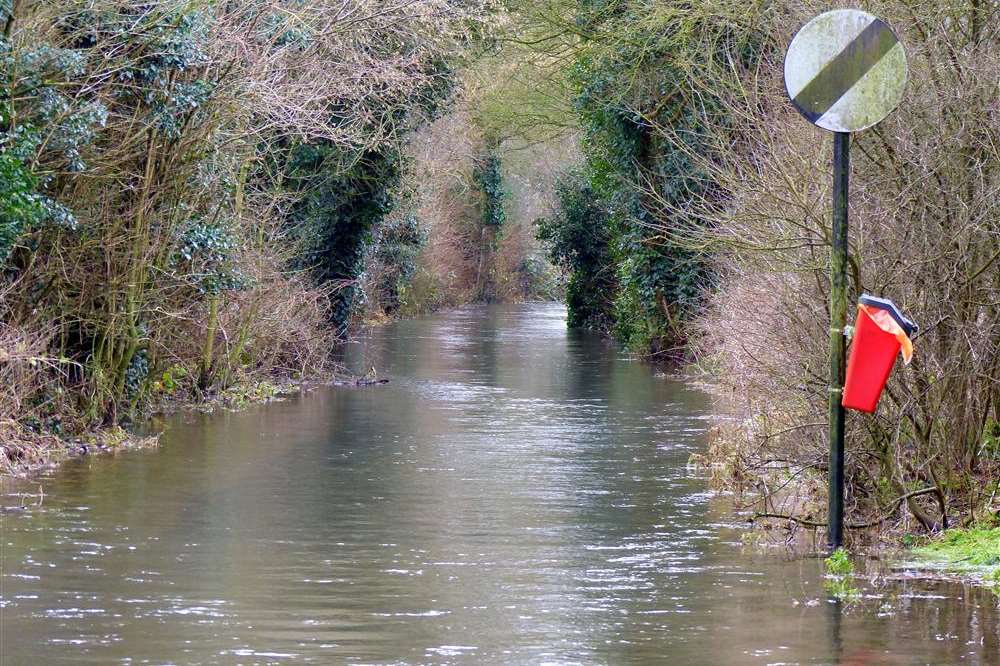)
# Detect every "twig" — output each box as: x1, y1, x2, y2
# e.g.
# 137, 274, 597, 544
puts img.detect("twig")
751, 486, 941, 529
751, 512, 826, 528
